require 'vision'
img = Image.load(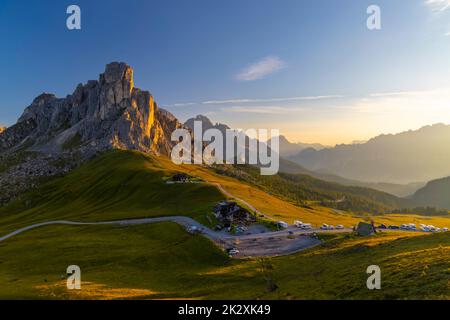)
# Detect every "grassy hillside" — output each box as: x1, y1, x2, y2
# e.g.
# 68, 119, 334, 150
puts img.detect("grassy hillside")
412, 176, 450, 210
1, 150, 448, 236
0, 150, 366, 233
0, 222, 448, 299
0, 150, 224, 235
214, 164, 413, 213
